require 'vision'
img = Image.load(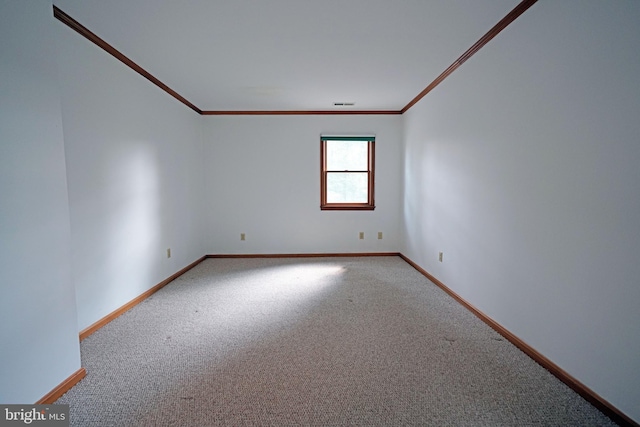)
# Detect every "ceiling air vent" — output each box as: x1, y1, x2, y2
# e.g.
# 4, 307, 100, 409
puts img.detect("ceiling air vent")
333, 102, 355, 106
